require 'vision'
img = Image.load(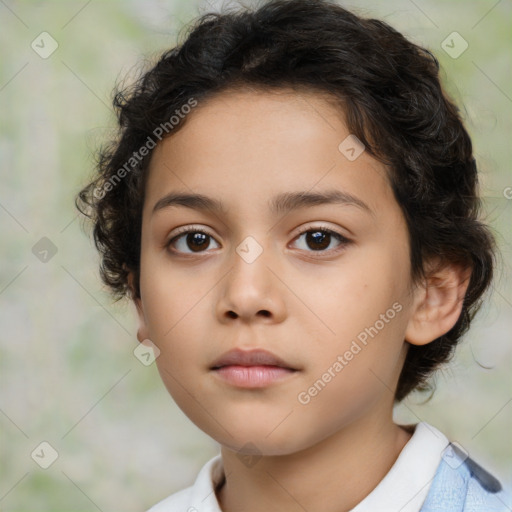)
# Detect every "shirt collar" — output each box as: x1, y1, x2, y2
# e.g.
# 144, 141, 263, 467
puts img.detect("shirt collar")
179, 422, 449, 512
349, 422, 449, 512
